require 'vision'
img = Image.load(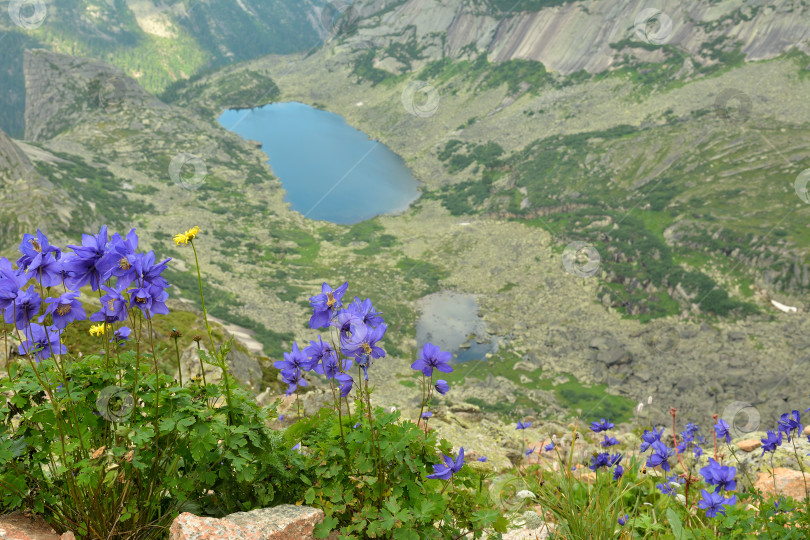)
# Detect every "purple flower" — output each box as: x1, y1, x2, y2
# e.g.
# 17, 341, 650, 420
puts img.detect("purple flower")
89, 286, 128, 324
348, 297, 384, 327
525, 447, 535, 456
640, 426, 664, 452
618, 515, 629, 526
421, 411, 433, 419
434, 379, 450, 395
589, 452, 611, 470
17, 230, 61, 271
18, 323, 65, 361
335, 372, 354, 397
761, 430, 783, 456
646, 440, 672, 472
308, 281, 348, 329
100, 229, 140, 289
715, 419, 731, 444
590, 418, 614, 433
341, 322, 387, 359
134, 251, 171, 290
700, 458, 736, 492
0, 258, 28, 311
477, 456, 487, 462
601, 435, 619, 447
613, 464, 624, 480
694, 445, 704, 459
129, 284, 170, 319
516, 420, 532, 430
282, 368, 307, 395
411, 342, 452, 377
305, 336, 338, 371
336, 309, 363, 342
777, 411, 803, 442
544, 442, 555, 451
4, 285, 41, 329
427, 447, 464, 480
63, 225, 111, 291
275, 342, 312, 372
111, 326, 131, 345
656, 482, 678, 496
697, 489, 736, 518
41, 292, 86, 329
